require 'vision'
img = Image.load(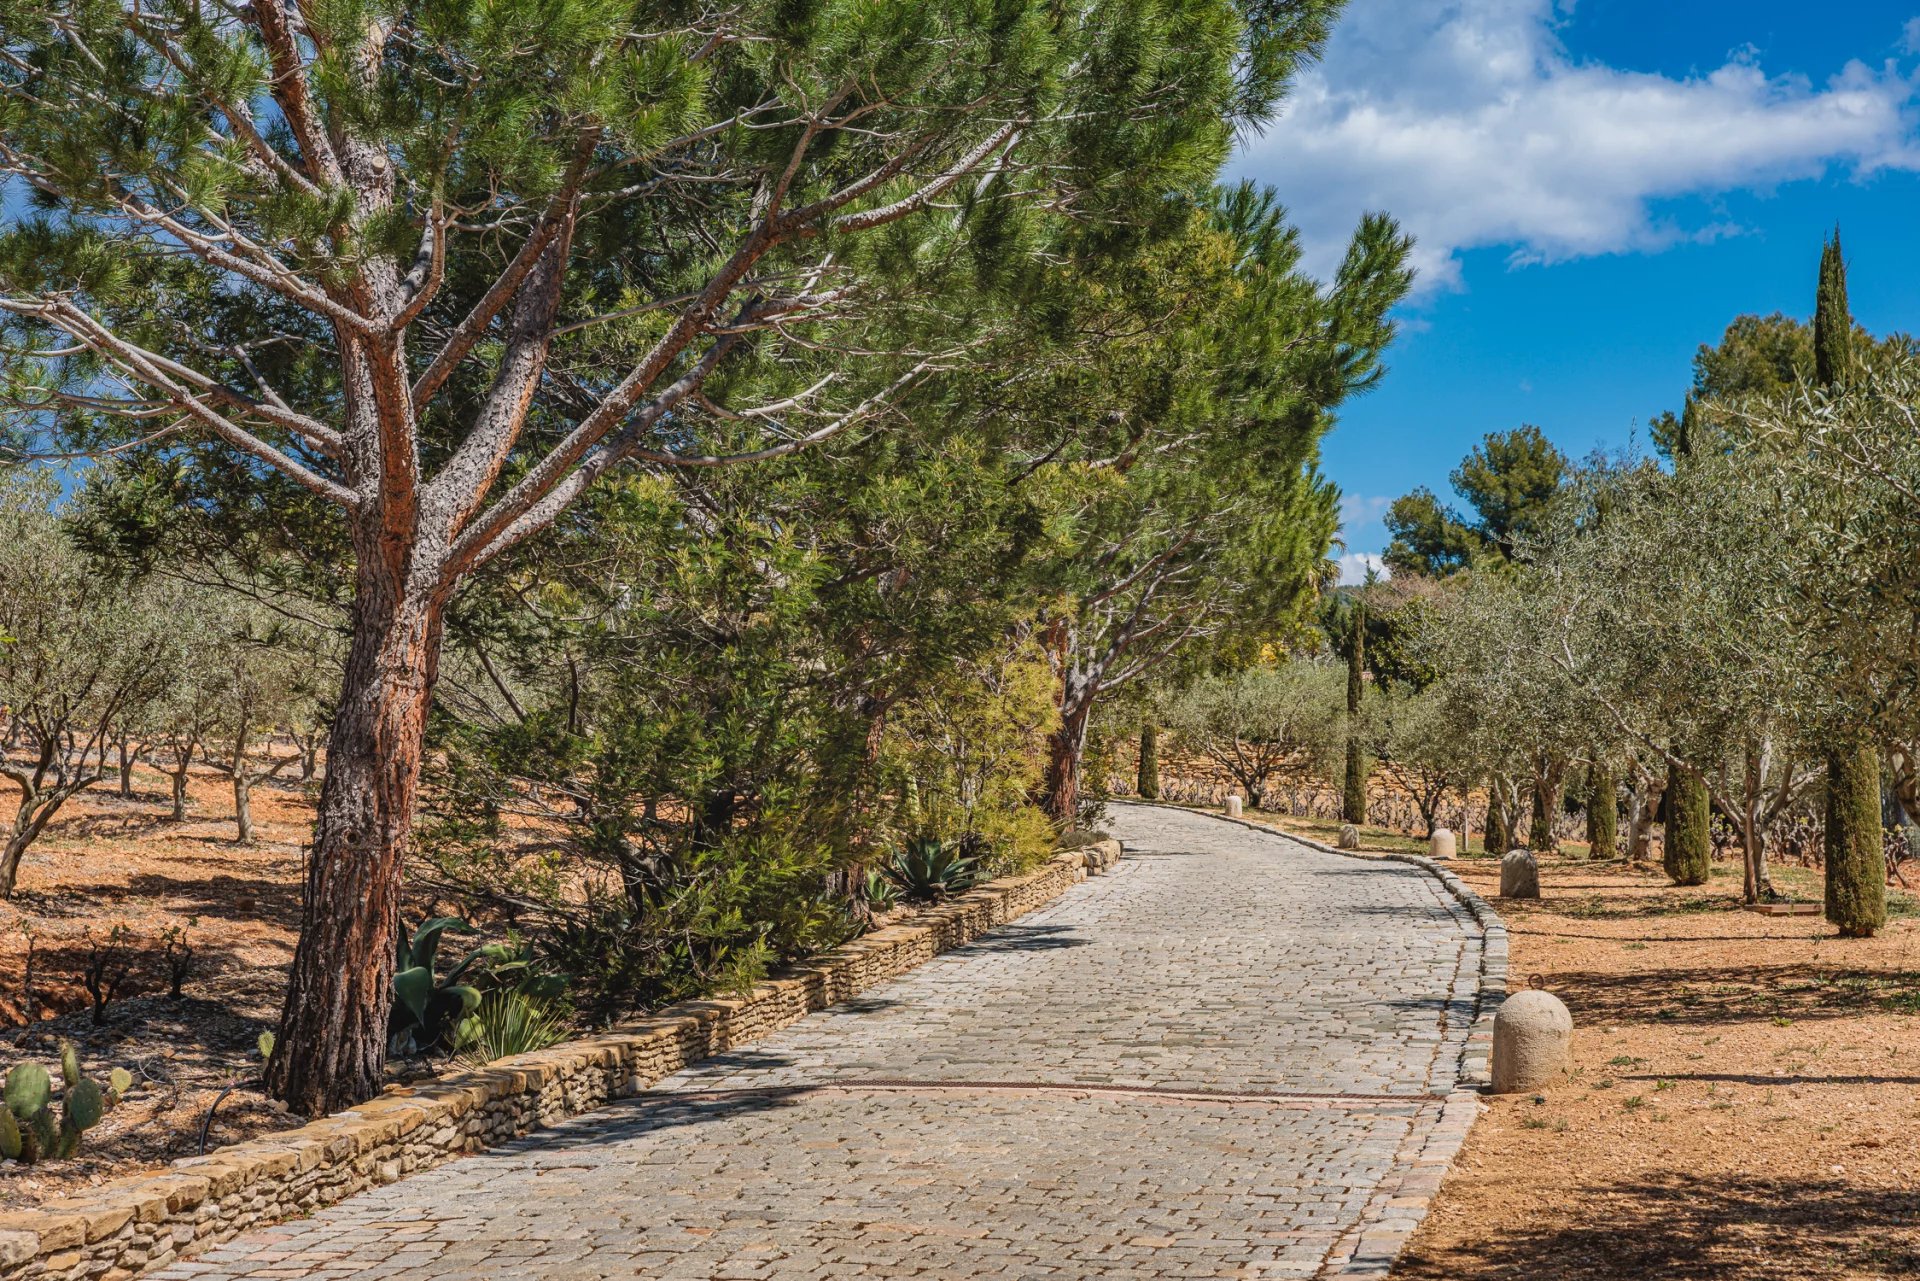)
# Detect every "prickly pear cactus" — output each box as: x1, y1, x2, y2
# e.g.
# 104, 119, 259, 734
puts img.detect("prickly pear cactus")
0, 1042, 132, 1165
